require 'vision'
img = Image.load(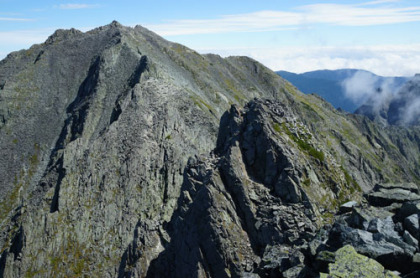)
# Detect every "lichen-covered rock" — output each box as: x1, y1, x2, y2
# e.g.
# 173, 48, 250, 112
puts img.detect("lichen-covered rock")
320, 245, 400, 278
